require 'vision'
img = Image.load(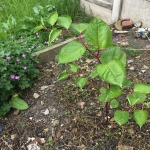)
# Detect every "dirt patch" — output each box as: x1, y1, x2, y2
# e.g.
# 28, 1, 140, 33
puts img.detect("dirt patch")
0, 33, 150, 150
